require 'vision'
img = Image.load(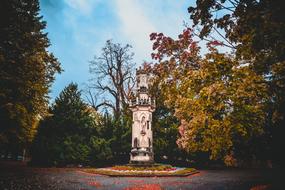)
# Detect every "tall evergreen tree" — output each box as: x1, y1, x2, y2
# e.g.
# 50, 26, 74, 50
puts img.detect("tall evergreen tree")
31, 83, 112, 166
0, 0, 61, 154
